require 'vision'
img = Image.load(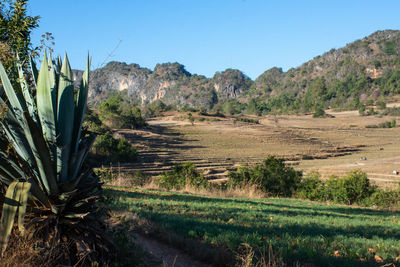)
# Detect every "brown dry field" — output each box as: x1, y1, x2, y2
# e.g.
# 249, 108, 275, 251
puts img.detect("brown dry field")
141, 110, 400, 189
